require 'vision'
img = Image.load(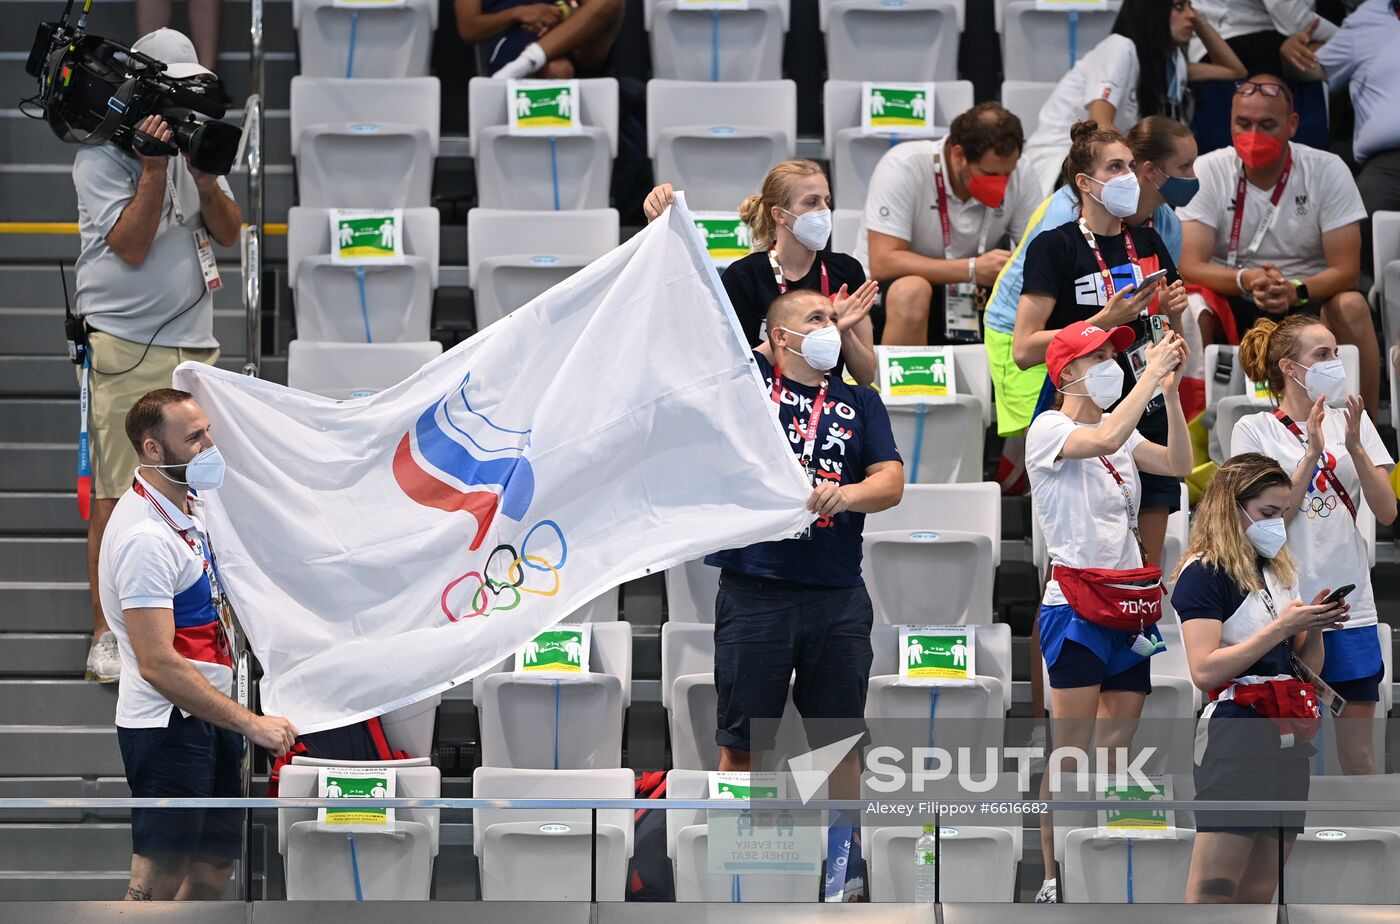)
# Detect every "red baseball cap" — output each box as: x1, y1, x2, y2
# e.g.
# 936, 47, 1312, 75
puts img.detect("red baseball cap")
1046, 321, 1135, 387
